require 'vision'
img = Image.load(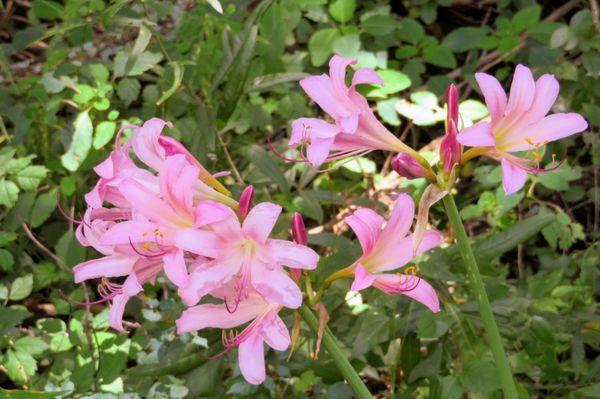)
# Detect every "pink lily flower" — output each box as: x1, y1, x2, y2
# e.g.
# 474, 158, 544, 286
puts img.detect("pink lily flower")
176, 287, 289, 385
289, 55, 415, 167
457, 65, 588, 194
343, 194, 442, 312
173, 201, 318, 308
